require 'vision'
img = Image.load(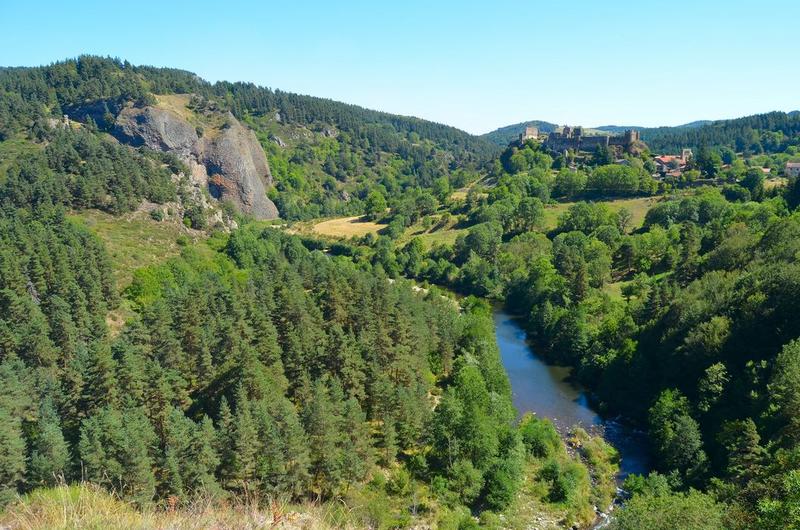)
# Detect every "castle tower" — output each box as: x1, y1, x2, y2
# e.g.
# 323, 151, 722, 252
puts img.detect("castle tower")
519, 126, 539, 143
